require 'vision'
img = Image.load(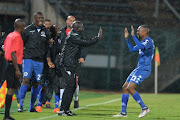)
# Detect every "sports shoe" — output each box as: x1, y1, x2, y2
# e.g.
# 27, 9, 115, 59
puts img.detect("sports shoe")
113, 113, 127, 117
36, 106, 42, 112
34, 104, 44, 108
74, 100, 79, 108
58, 110, 77, 116
3, 116, 15, 120
46, 102, 51, 108
53, 108, 60, 113
138, 108, 150, 118
29, 108, 37, 112
18, 106, 23, 112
